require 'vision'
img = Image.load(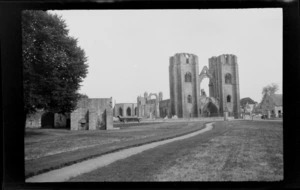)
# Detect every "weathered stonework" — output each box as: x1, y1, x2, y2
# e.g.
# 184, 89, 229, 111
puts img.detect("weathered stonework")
26, 109, 45, 128
207, 54, 241, 118
26, 110, 70, 128
113, 103, 137, 117
70, 97, 113, 130
169, 53, 241, 118
137, 92, 162, 119
169, 53, 201, 118
159, 99, 171, 118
